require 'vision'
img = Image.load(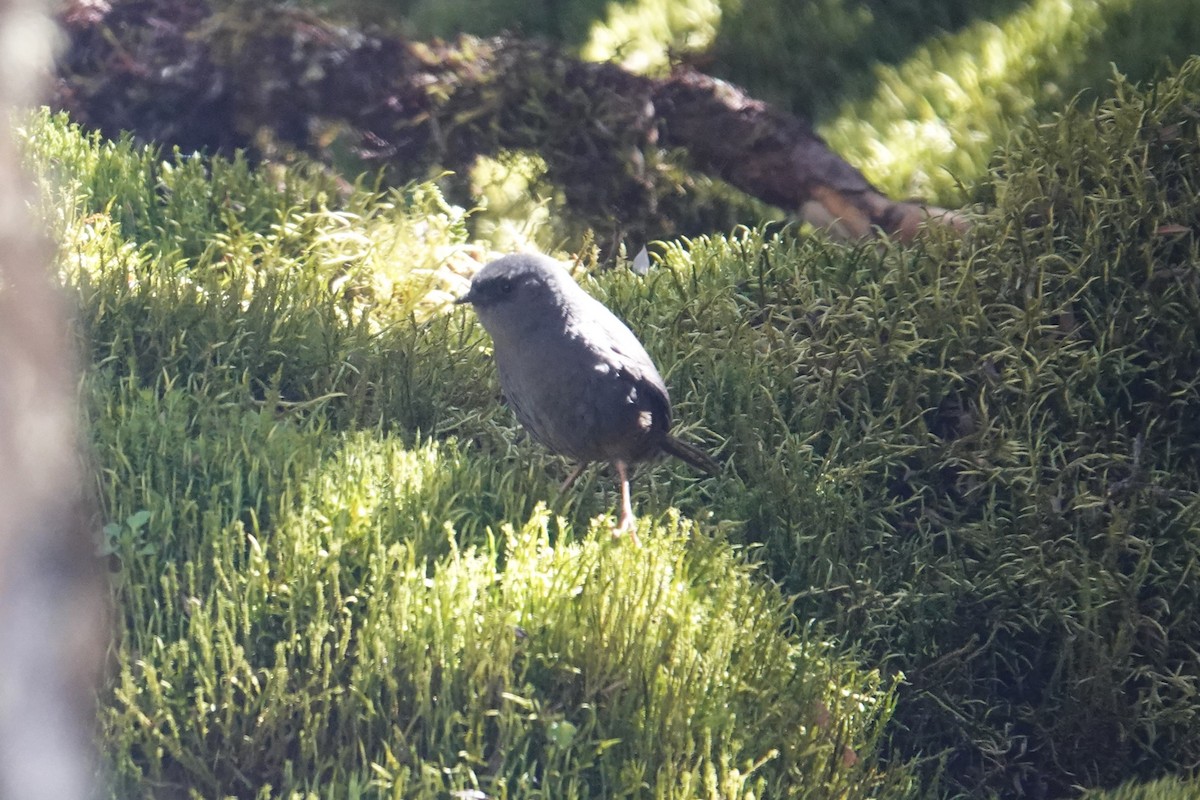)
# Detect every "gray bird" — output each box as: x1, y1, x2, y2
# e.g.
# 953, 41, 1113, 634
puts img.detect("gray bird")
456, 253, 719, 535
